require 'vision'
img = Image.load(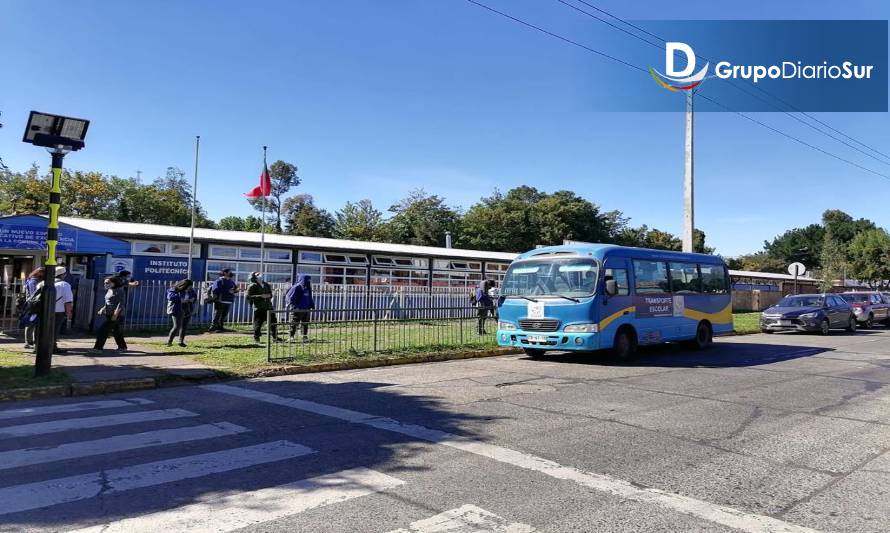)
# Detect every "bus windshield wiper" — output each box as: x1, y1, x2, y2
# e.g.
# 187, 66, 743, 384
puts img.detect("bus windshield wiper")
506, 295, 539, 303
551, 294, 581, 303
